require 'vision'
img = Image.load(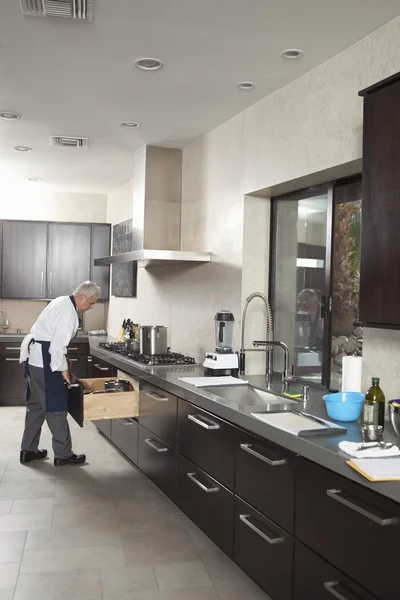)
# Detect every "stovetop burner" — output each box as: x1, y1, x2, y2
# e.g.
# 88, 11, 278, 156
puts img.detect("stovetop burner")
99, 342, 196, 366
